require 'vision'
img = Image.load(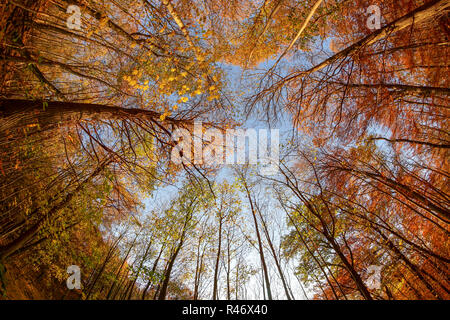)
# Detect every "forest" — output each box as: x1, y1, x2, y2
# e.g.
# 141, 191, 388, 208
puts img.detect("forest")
0, 0, 448, 300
